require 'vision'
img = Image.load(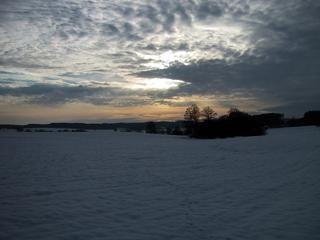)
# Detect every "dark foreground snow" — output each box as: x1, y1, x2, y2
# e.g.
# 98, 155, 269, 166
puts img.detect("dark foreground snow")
0, 127, 320, 239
